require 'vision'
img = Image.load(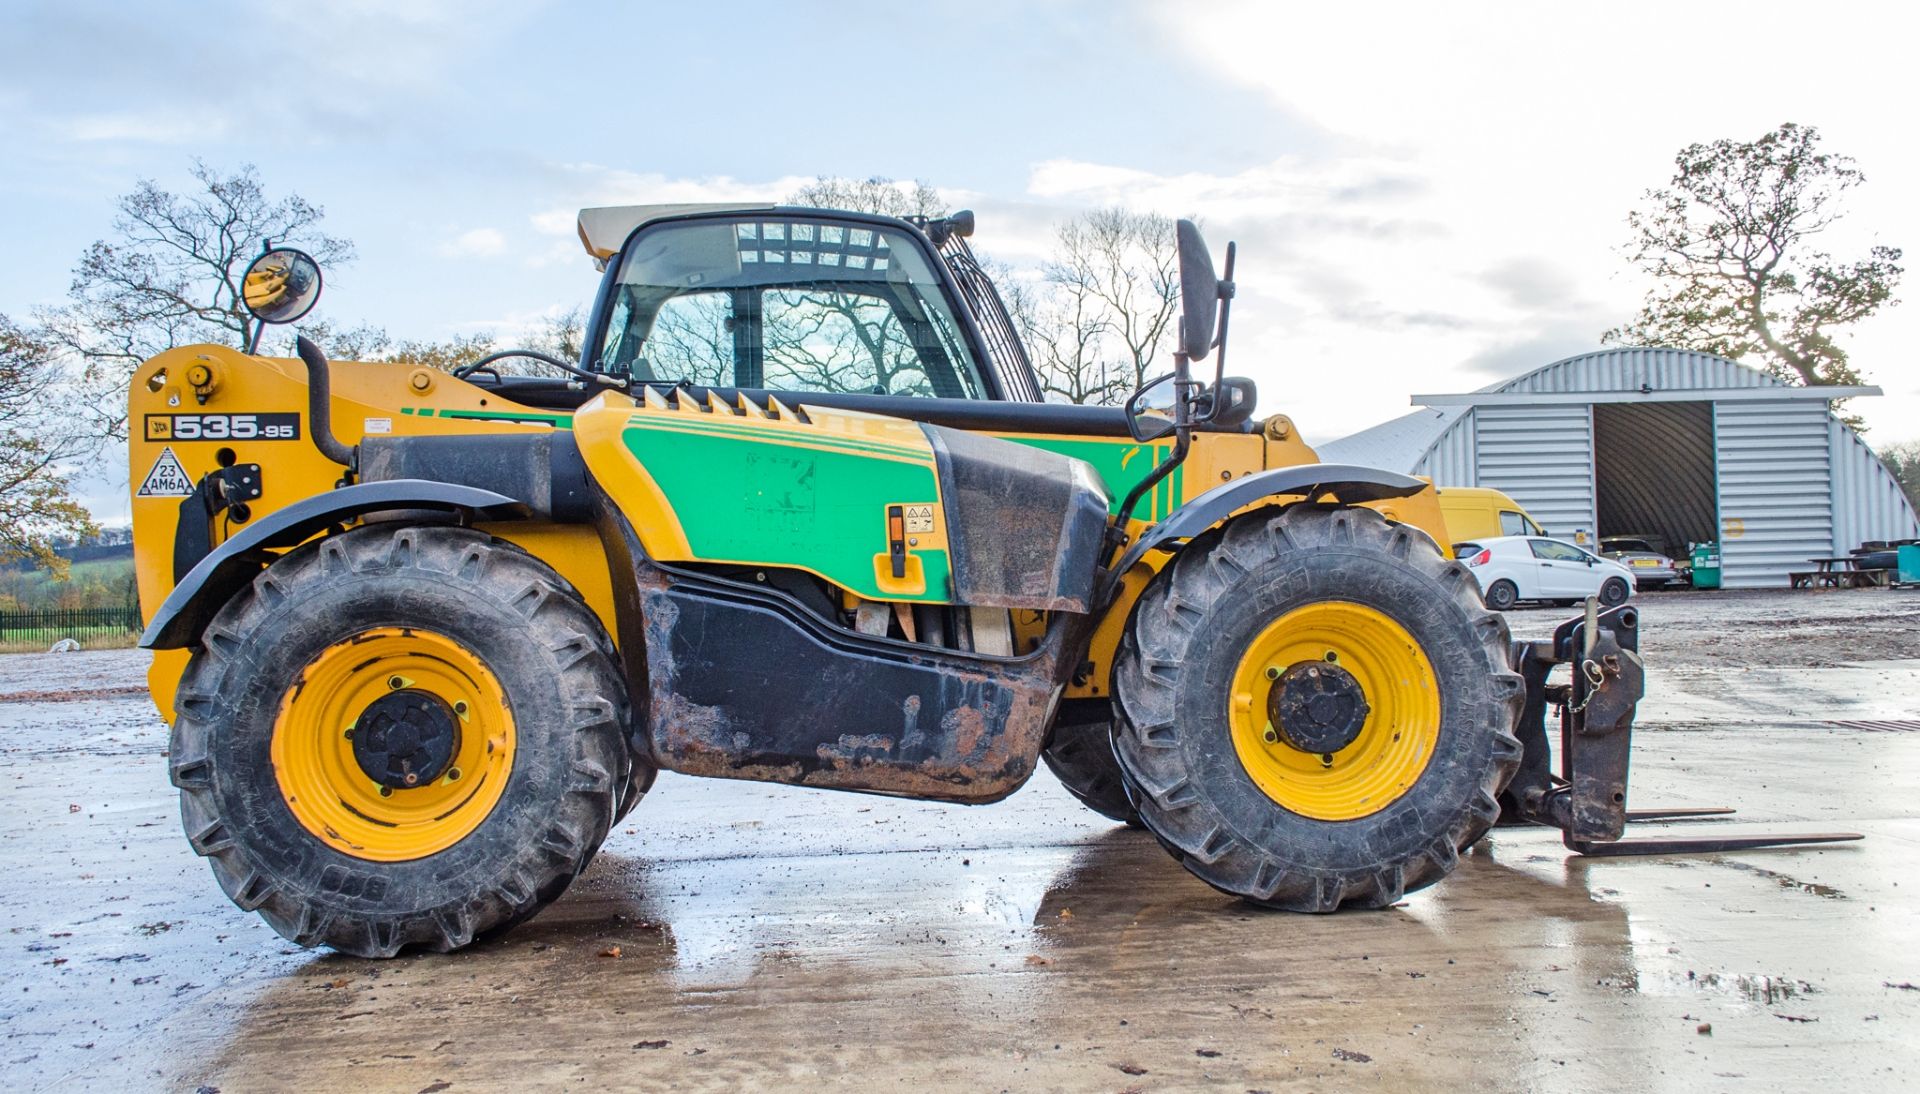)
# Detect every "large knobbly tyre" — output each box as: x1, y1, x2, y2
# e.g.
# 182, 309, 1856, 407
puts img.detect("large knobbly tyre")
1112, 506, 1524, 912
169, 525, 638, 957
1041, 717, 1143, 827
